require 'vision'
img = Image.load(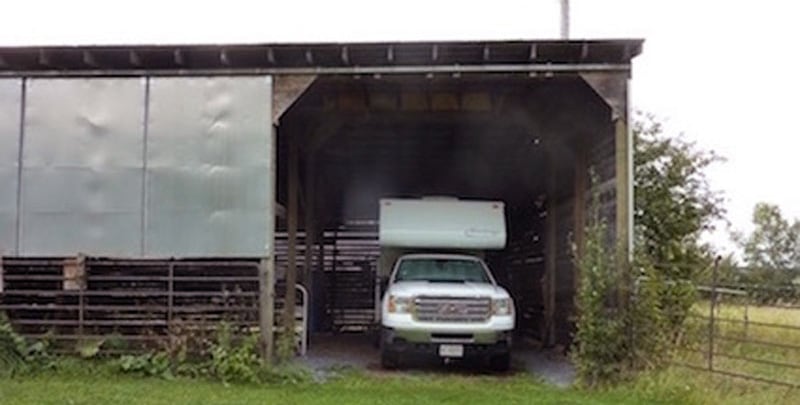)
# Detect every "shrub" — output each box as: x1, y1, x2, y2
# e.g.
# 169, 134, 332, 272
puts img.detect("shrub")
572, 184, 673, 386
0, 313, 53, 376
